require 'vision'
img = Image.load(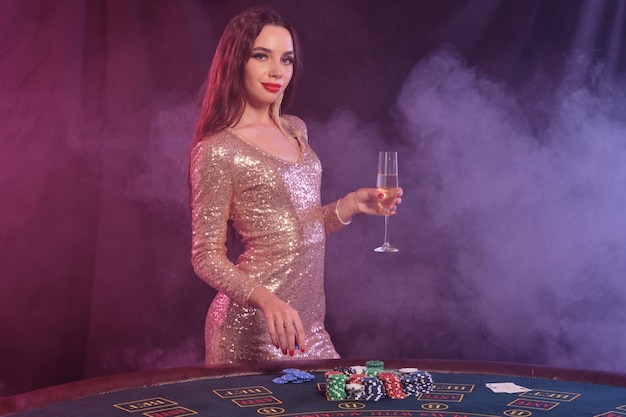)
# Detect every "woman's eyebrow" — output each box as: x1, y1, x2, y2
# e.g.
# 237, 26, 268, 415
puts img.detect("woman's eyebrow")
252, 46, 294, 56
